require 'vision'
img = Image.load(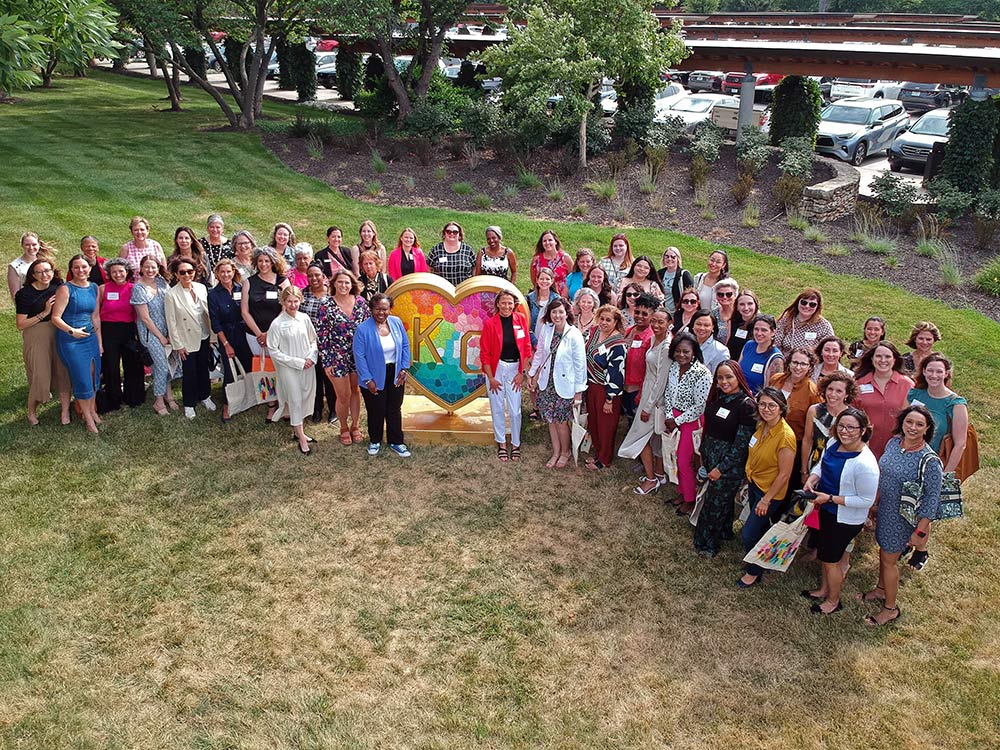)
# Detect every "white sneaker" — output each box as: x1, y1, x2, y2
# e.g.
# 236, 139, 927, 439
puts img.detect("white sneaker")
389, 443, 411, 457
200, 398, 217, 411
184, 407, 196, 419
367, 442, 381, 456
